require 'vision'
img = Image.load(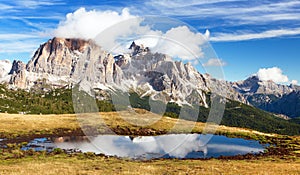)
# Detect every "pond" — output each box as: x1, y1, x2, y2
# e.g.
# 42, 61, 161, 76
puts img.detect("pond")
21, 134, 268, 159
